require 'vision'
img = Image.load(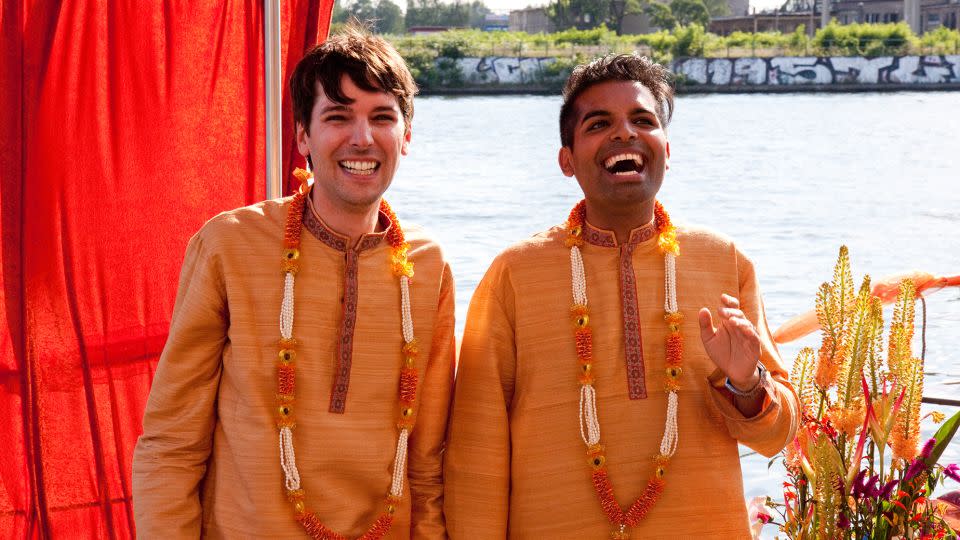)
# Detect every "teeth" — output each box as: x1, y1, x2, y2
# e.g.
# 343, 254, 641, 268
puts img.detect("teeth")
603, 153, 644, 169
340, 160, 379, 173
